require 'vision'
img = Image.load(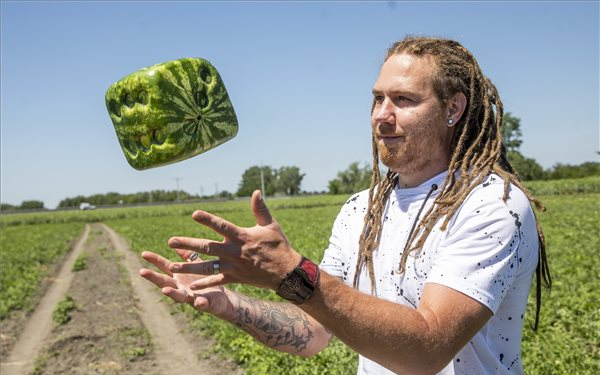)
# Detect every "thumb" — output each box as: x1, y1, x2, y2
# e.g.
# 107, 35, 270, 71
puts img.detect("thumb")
251, 190, 273, 226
